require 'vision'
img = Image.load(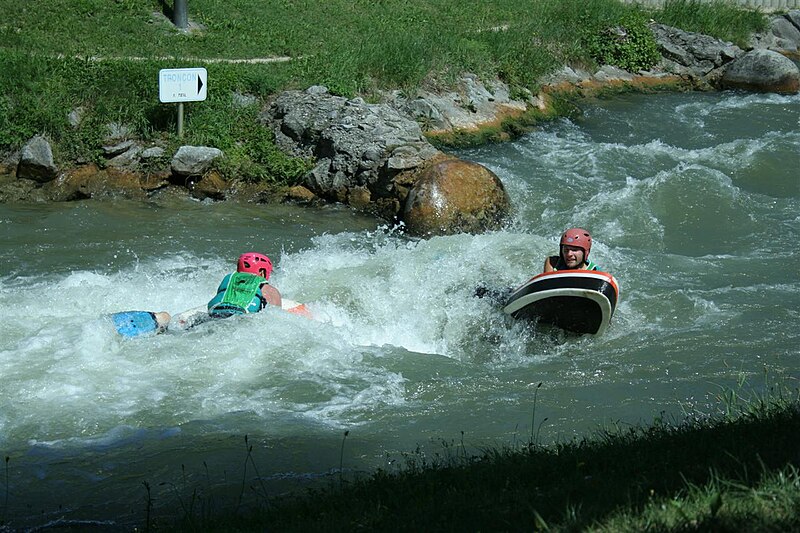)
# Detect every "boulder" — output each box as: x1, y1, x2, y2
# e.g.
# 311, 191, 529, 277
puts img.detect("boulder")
650, 23, 742, 82
770, 16, 800, 48
171, 146, 223, 177
750, 11, 800, 55
284, 185, 317, 203
402, 159, 511, 236
106, 143, 142, 168
102, 139, 137, 158
788, 10, 800, 30
188, 170, 228, 201
262, 86, 441, 211
721, 49, 800, 93
17, 136, 58, 183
